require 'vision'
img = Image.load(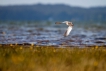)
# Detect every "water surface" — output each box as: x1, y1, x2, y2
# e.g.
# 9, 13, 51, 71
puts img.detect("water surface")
0, 21, 106, 47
